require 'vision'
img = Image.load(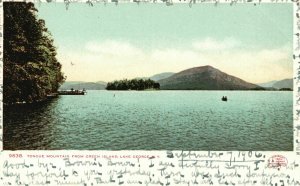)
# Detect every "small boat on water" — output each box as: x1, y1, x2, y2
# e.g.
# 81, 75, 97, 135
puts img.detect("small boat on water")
58, 89, 87, 95
222, 96, 227, 101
